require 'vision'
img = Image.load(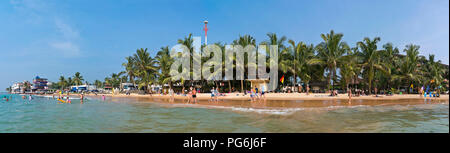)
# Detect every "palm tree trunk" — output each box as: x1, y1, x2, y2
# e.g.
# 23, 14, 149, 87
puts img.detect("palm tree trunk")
241, 80, 244, 93
228, 80, 232, 93
293, 71, 296, 93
